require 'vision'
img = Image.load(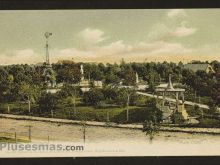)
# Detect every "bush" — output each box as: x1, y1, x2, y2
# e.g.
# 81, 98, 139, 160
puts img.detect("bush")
198, 118, 220, 128
37, 92, 59, 112
171, 113, 185, 124
112, 107, 162, 124
145, 98, 157, 108
82, 89, 104, 106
